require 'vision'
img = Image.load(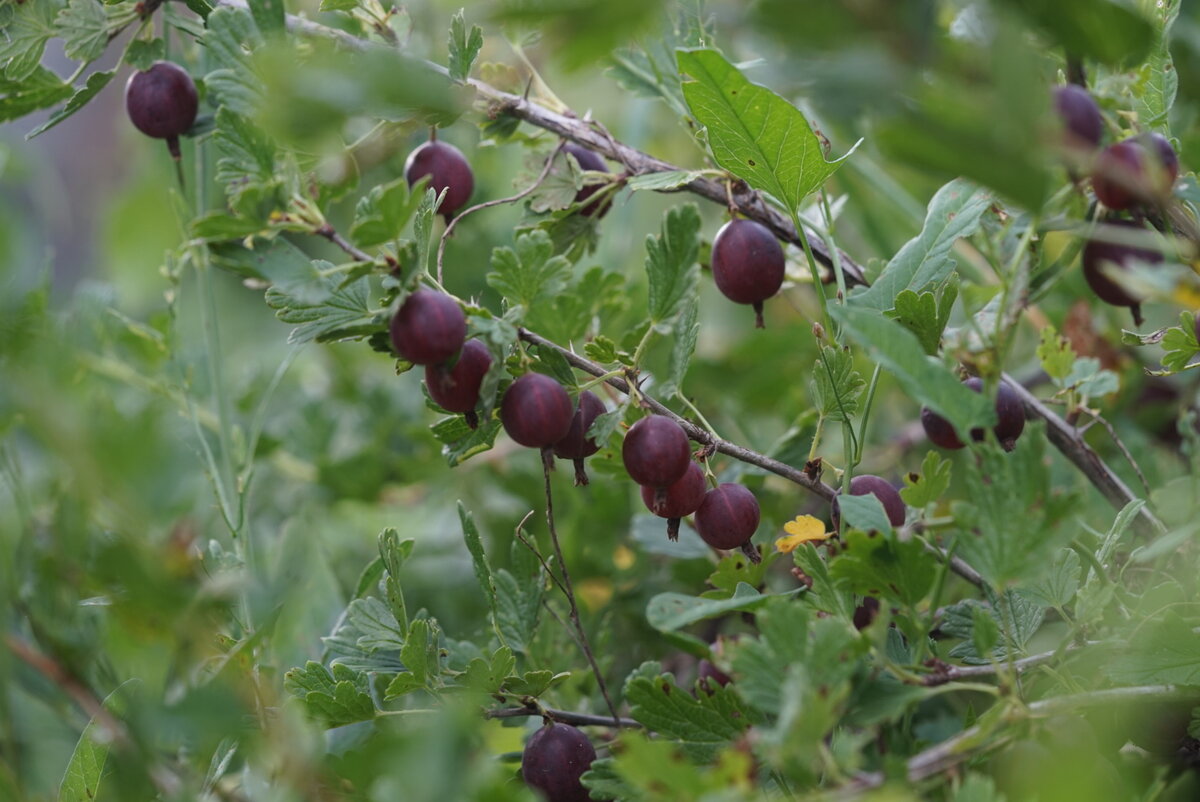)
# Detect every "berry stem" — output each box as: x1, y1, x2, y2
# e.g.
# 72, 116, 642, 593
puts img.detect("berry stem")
541, 459, 620, 726
572, 458, 588, 486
